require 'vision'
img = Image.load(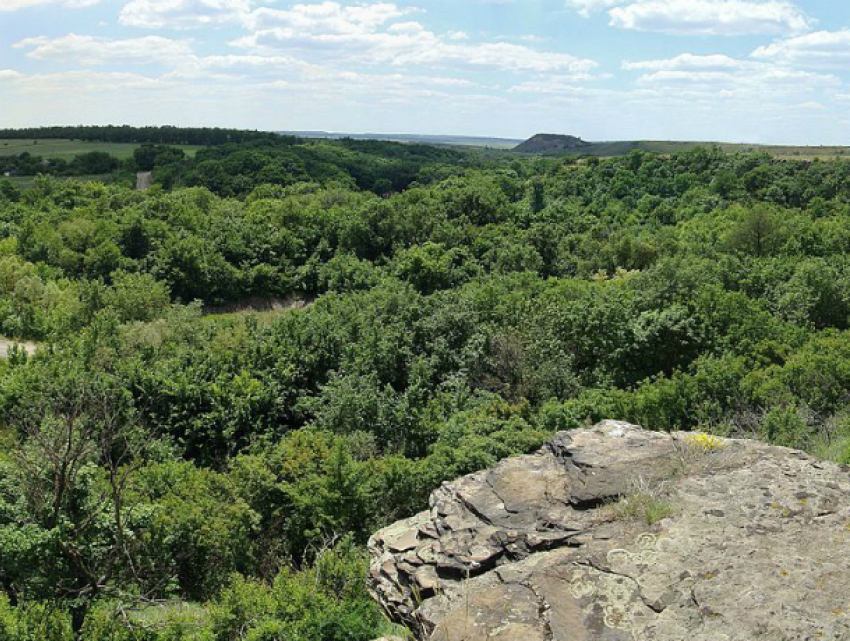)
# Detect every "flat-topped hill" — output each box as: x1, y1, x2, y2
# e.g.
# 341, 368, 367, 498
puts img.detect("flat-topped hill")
513, 133, 592, 154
